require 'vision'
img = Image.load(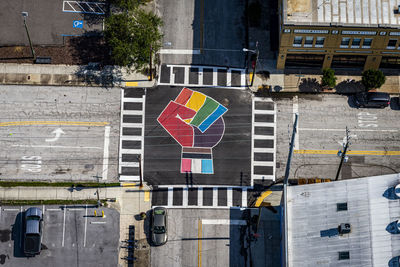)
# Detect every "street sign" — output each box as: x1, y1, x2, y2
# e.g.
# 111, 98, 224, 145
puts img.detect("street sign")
73, 20, 83, 28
